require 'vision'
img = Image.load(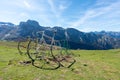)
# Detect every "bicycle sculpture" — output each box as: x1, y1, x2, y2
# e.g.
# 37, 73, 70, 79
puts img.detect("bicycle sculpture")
18, 30, 76, 70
